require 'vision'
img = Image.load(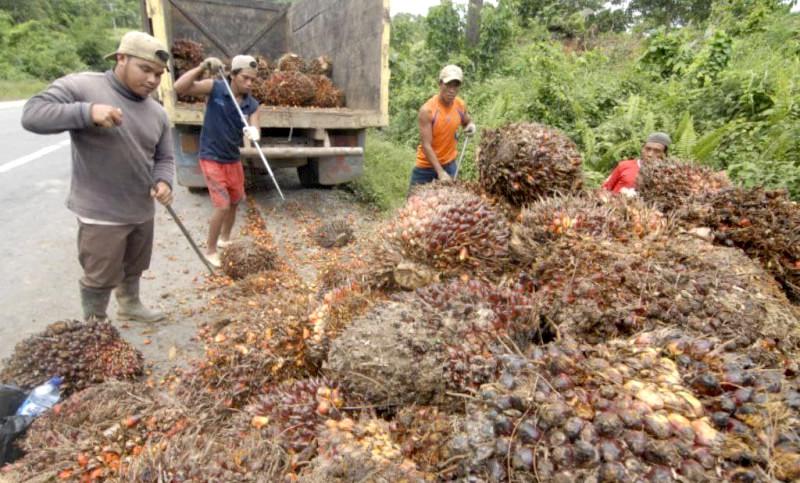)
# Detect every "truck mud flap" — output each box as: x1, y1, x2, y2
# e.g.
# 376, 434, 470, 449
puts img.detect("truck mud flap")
317, 154, 364, 185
